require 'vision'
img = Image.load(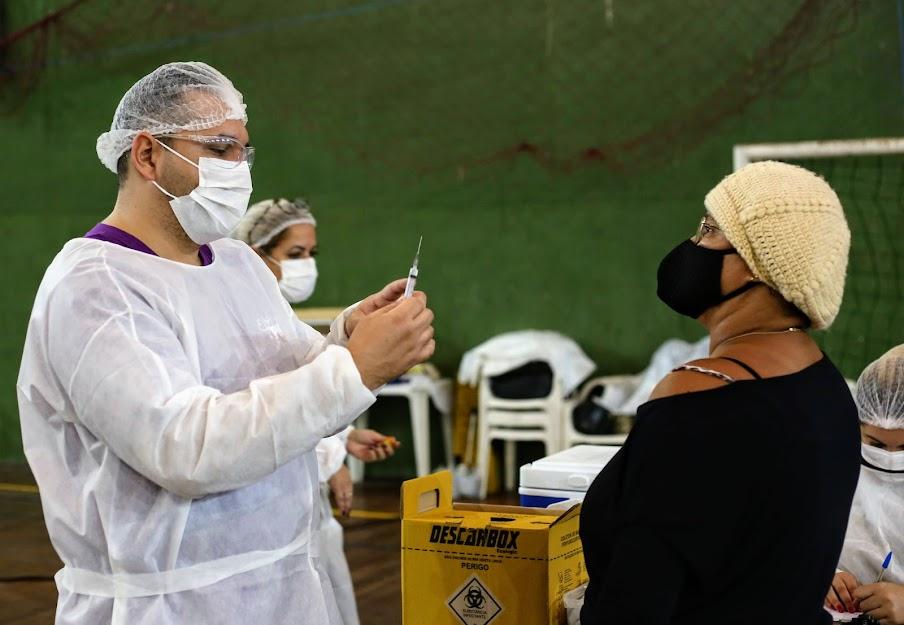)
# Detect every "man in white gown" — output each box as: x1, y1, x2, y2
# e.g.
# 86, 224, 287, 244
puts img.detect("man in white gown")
16, 61, 435, 625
